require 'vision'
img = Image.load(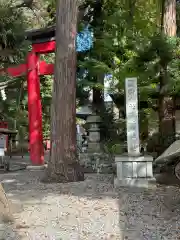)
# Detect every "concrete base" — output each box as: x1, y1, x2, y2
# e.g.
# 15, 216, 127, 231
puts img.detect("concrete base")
114, 154, 155, 188
114, 177, 156, 188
